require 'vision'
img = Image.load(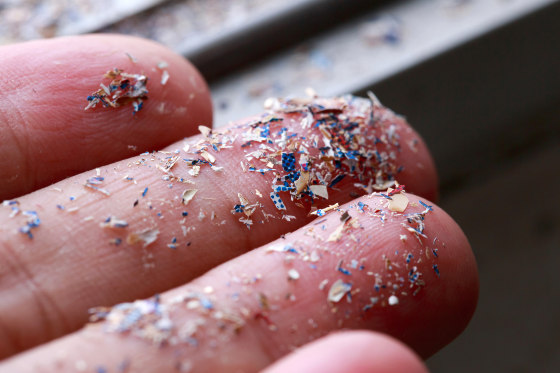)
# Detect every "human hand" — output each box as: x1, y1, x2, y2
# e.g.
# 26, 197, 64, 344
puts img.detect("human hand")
0, 35, 478, 372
